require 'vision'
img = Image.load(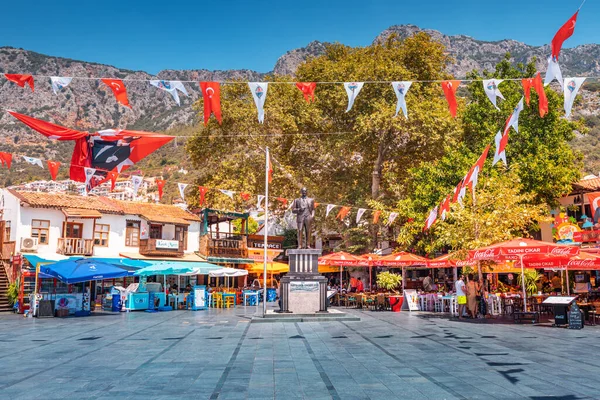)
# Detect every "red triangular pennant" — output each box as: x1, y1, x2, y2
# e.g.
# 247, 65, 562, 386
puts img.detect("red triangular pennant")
522, 74, 548, 117
373, 210, 382, 224
46, 160, 61, 180
336, 206, 352, 221
199, 186, 208, 206
156, 179, 166, 200
276, 197, 288, 207
102, 78, 131, 108
5, 74, 34, 92
0, 152, 12, 169
441, 80, 460, 118
240, 192, 251, 202
295, 82, 316, 103
200, 82, 222, 125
